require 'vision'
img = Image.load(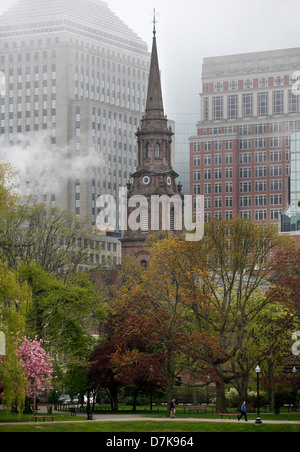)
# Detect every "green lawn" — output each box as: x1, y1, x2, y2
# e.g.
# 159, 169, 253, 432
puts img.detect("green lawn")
0, 409, 299, 432
0, 420, 299, 433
